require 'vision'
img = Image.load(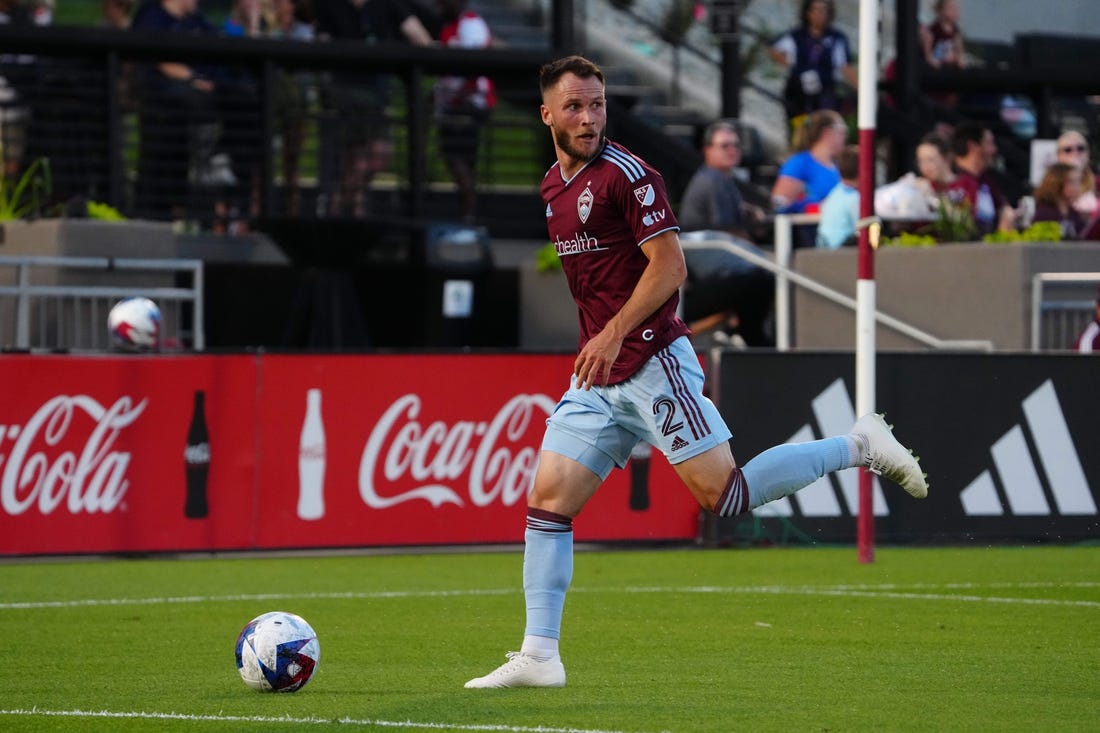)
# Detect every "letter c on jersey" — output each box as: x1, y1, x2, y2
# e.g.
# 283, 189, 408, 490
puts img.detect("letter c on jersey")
642, 329, 655, 341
